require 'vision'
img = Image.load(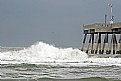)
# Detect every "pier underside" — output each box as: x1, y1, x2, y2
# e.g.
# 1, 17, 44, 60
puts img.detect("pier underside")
81, 22, 121, 54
